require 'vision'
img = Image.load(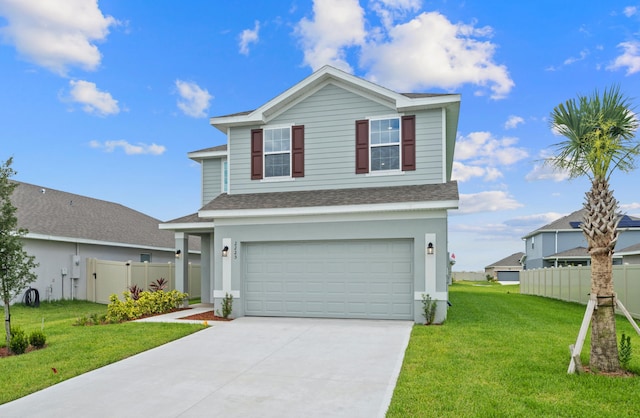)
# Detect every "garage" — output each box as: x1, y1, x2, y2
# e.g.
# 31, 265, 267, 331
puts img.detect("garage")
244, 239, 414, 320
